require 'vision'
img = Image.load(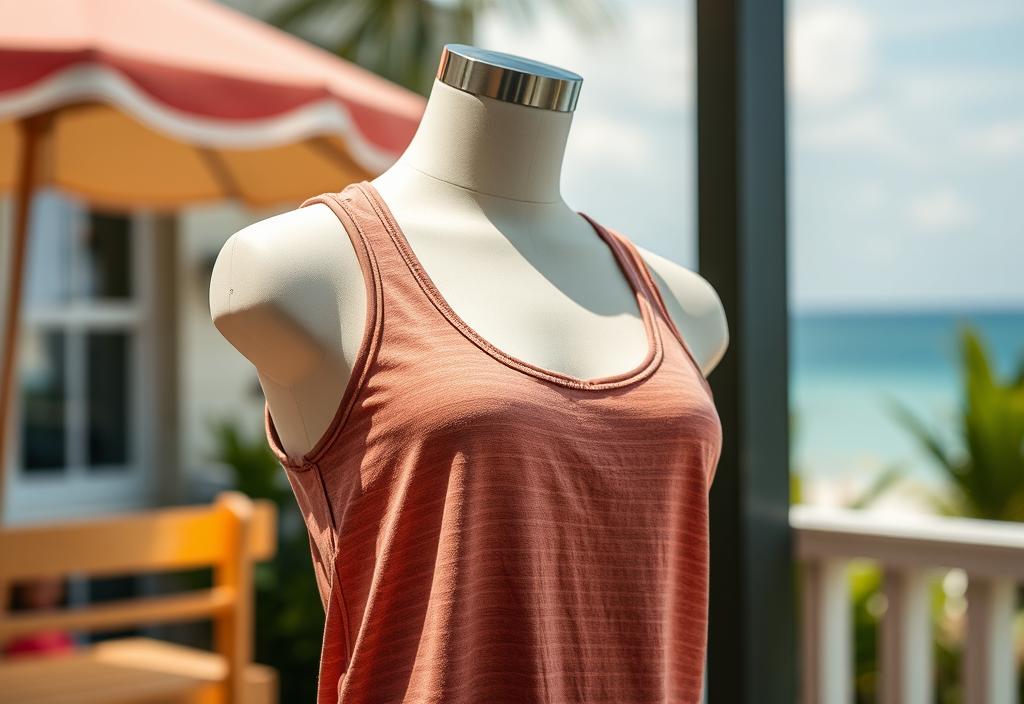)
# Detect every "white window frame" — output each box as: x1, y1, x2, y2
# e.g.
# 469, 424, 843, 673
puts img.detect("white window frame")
7, 196, 158, 524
